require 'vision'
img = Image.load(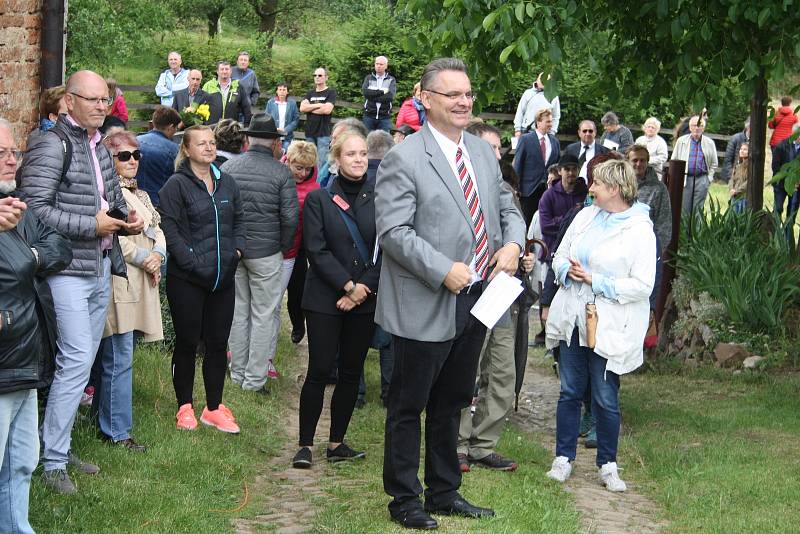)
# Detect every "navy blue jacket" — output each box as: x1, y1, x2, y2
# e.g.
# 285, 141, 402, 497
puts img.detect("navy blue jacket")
265, 98, 300, 143
135, 130, 178, 206
513, 131, 561, 197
